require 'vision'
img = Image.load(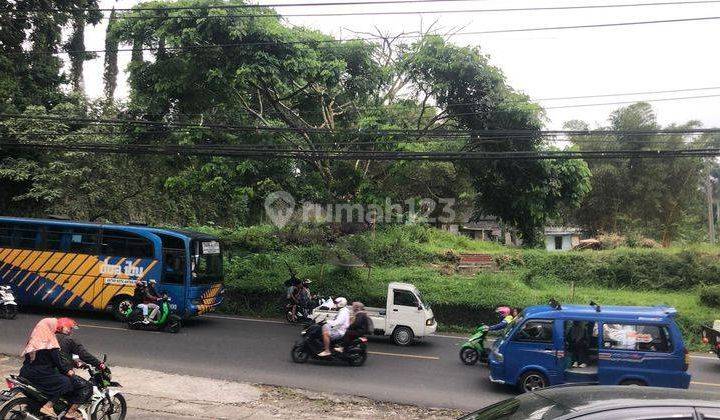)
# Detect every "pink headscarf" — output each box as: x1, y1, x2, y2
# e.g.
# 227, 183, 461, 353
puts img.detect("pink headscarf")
22, 318, 60, 361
